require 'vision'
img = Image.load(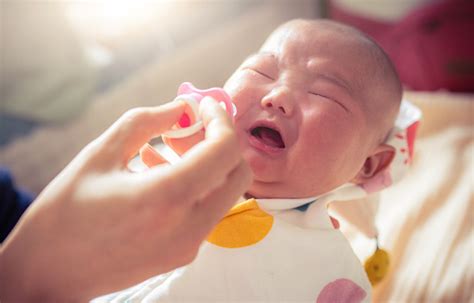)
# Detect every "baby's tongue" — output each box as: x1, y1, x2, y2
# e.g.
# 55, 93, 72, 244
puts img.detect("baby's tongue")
259, 128, 284, 148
